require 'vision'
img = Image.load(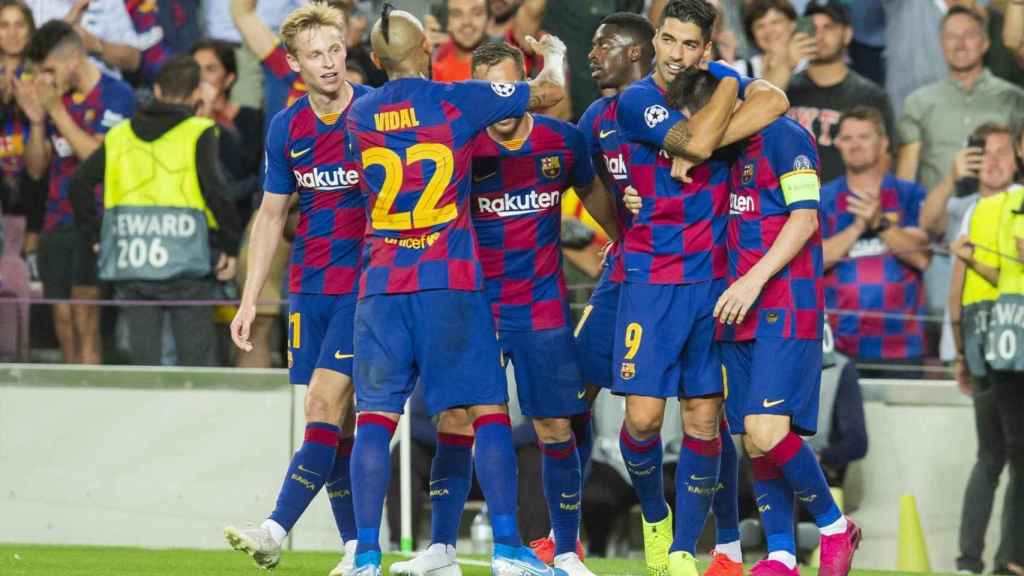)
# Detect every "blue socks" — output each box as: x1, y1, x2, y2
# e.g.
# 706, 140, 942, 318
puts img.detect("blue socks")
571, 411, 594, 474
269, 422, 339, 533
671, 435, 721, 554
752, 456, 796, 556
351, 414, 397, 562
326, 436, 357, 543
767, 432, 841, 528
619, 425, 669, 523
430, 432, 474, 546
714, 421, 740, 545
473, 414, 522, 547
541, 437, 582, 556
